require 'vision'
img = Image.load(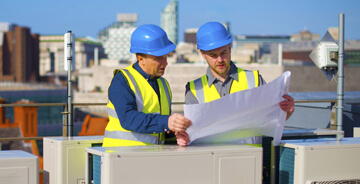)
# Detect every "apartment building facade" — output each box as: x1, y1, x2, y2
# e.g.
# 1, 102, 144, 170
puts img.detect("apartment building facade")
0, 23, 39, 82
